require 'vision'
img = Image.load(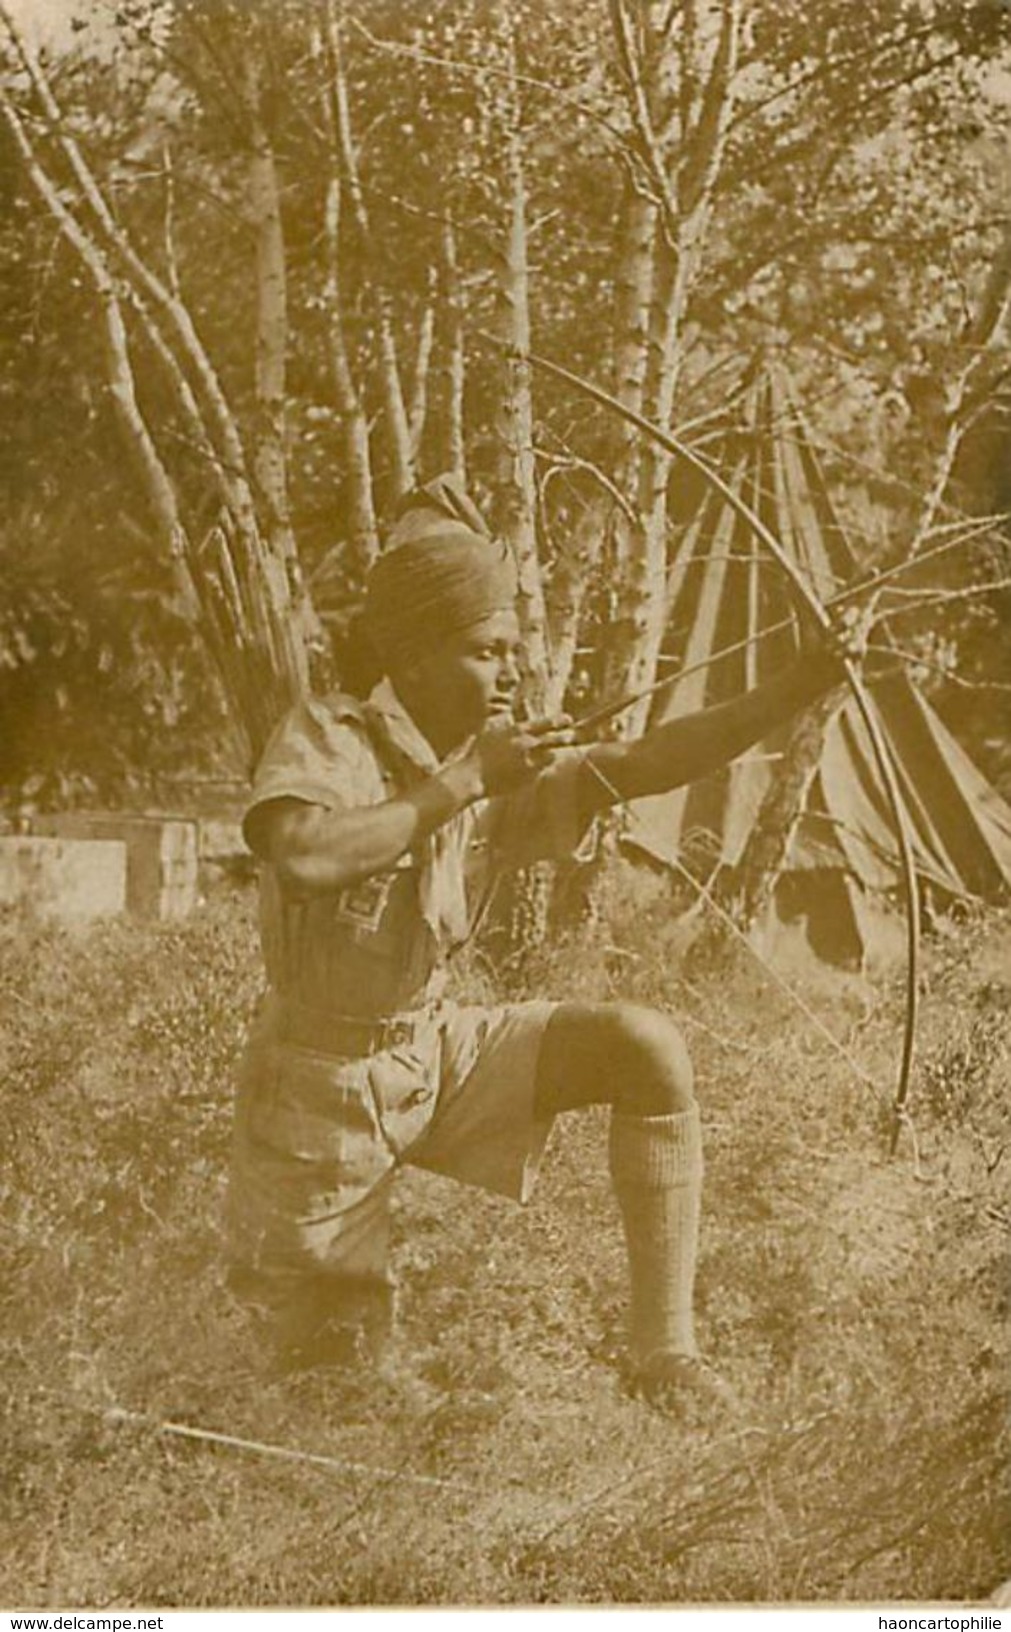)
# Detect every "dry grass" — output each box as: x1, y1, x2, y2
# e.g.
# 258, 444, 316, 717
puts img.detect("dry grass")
0, 876, 1008, 1607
